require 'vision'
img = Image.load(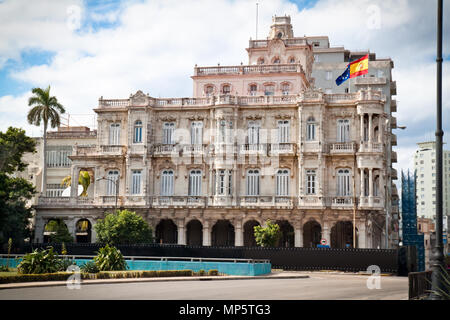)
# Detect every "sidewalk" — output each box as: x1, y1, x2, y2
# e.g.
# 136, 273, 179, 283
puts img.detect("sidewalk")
0, 271, 310, 290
